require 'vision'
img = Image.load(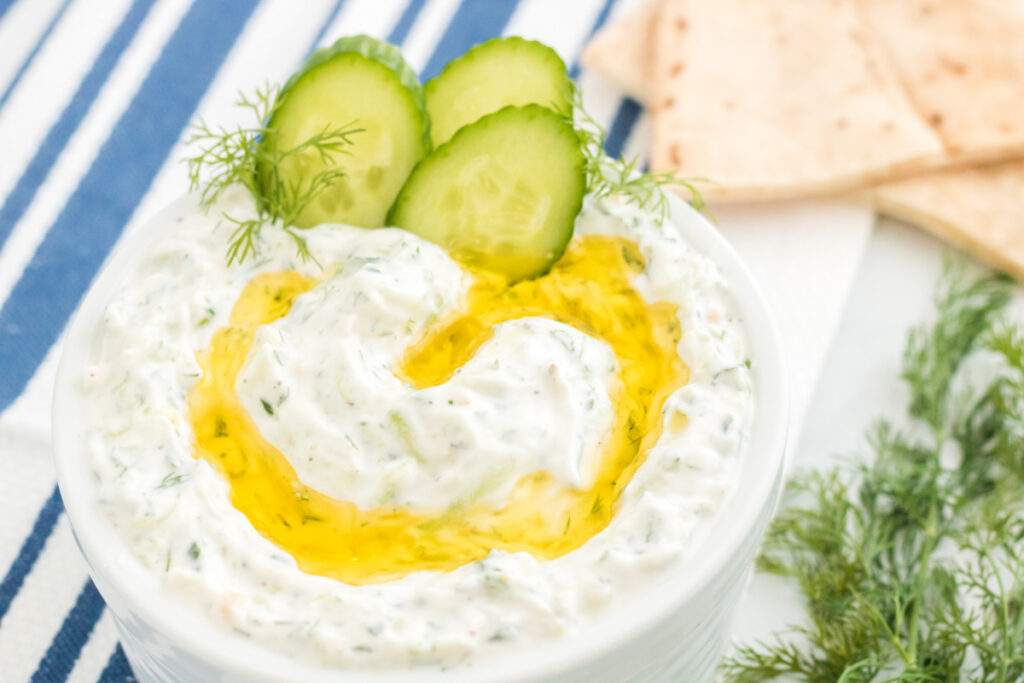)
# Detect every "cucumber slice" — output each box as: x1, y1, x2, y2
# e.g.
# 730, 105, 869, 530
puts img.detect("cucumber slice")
388, 105, 585, 282
259, 35, 429, 228
424, 36, 573, 147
